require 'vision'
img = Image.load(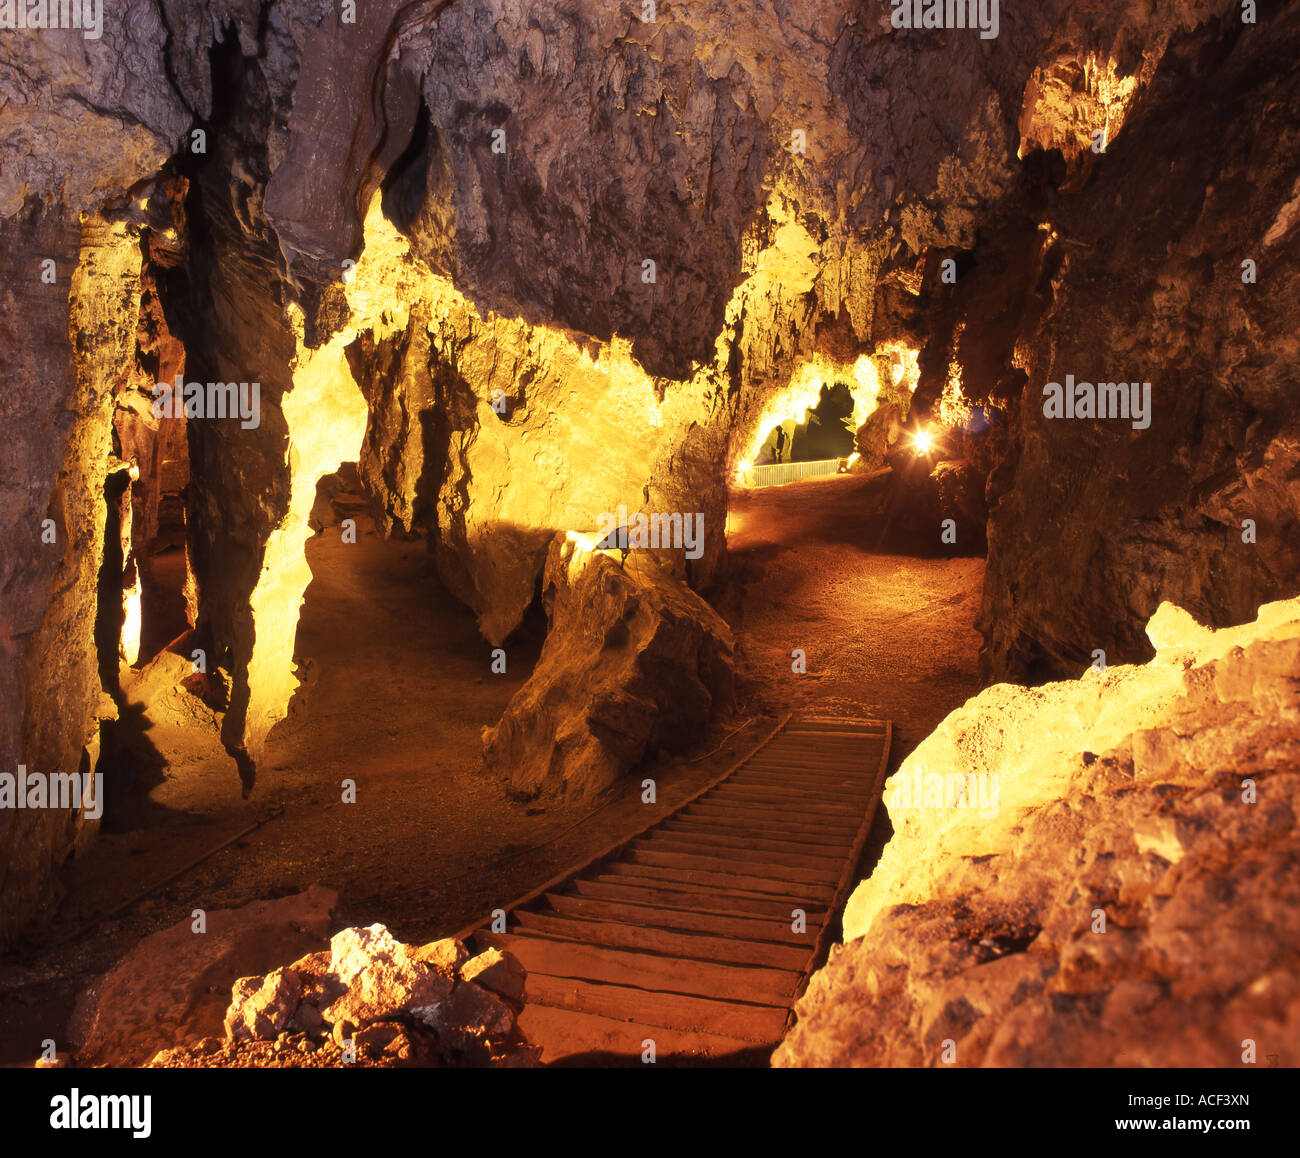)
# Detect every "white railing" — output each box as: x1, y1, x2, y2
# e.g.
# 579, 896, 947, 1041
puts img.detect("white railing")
744, 458, 842, 488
